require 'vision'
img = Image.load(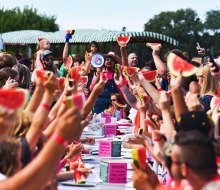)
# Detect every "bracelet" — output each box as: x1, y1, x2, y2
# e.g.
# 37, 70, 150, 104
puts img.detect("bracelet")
41, 103, 50, 111
158, 87, 163, 91
154, 136, 163, 142
51, 134, 69, 148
